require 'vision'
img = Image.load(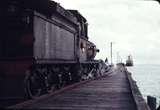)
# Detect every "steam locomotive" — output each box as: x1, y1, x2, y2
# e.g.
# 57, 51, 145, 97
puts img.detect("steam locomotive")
0, 0, 100, 99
